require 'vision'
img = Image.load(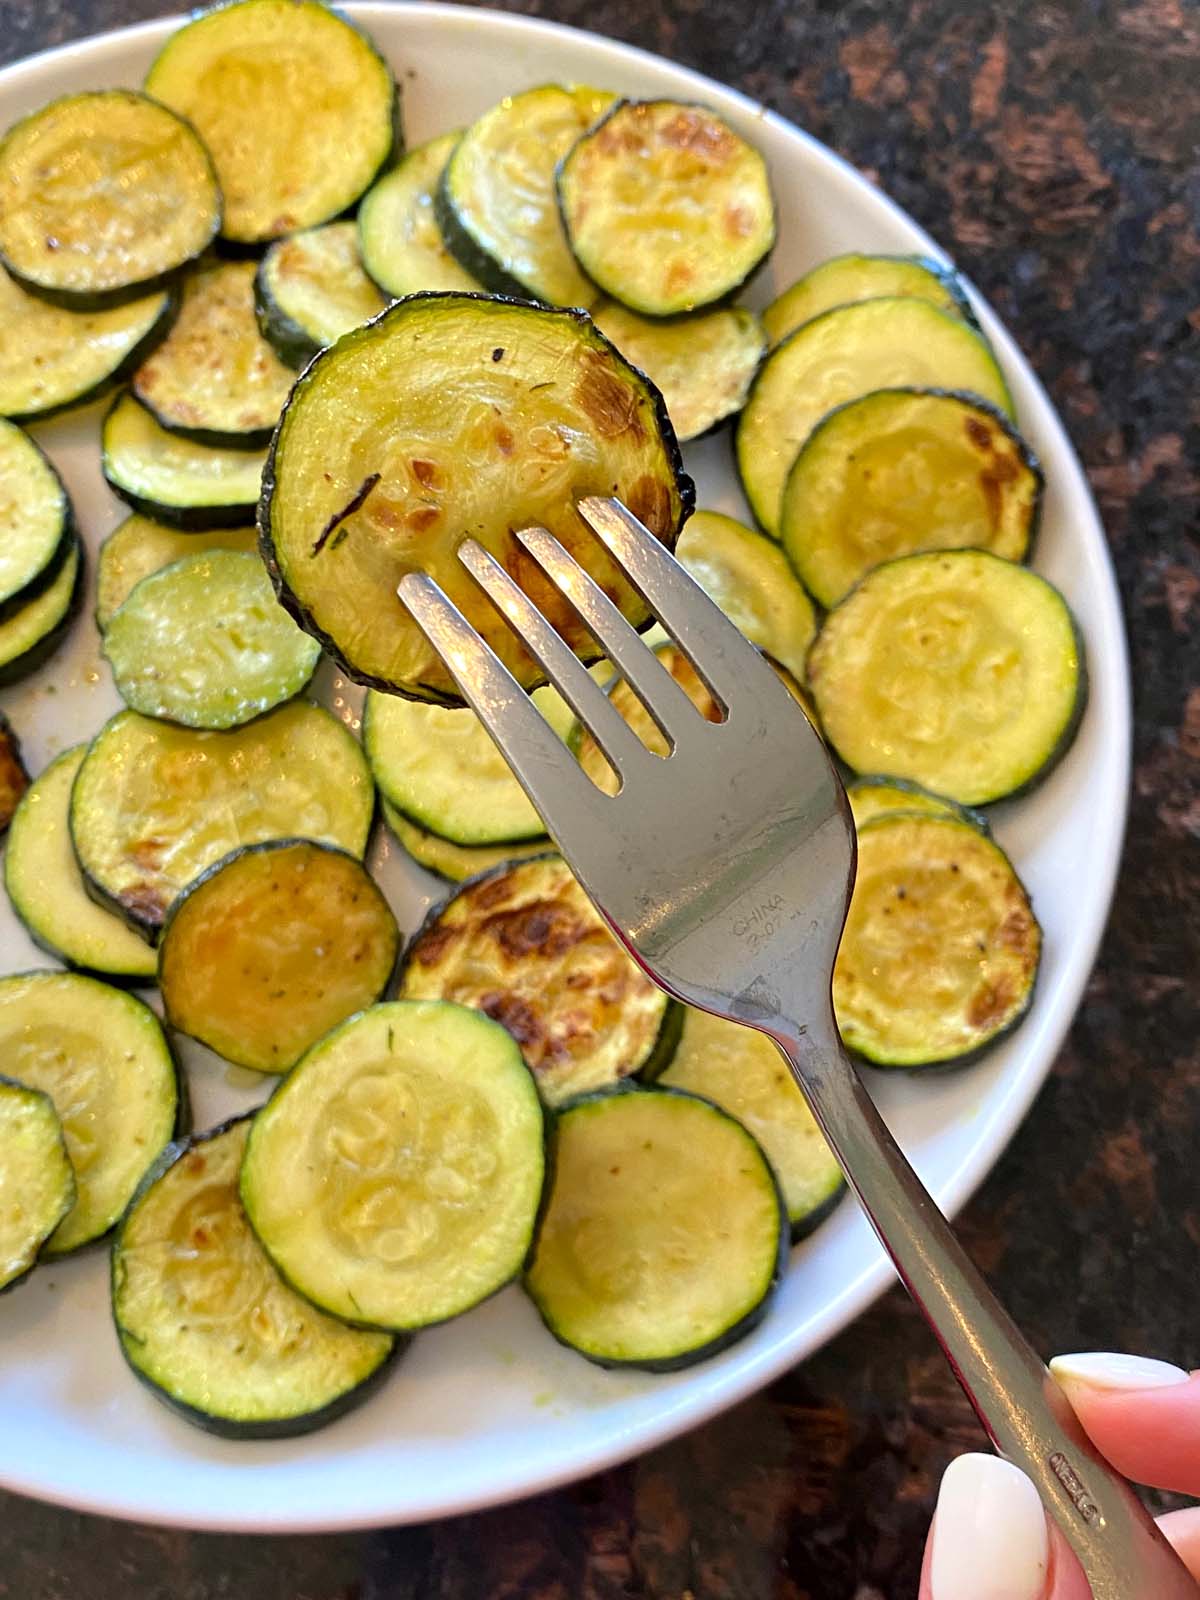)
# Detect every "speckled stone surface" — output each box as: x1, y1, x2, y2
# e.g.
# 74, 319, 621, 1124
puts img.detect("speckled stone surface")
0, 1, 1195, 1595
